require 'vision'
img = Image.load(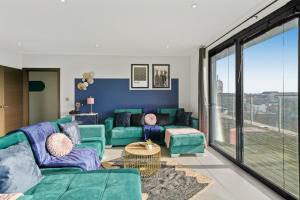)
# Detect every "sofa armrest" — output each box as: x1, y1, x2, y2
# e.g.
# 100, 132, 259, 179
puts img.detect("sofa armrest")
104, 117, 114, 145
79, 124, 105, 143
190, 117, 199, 129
